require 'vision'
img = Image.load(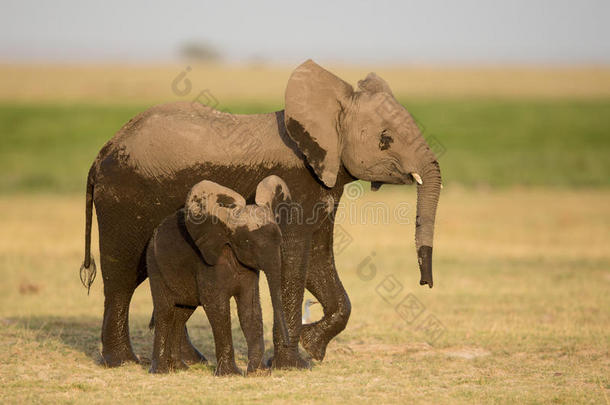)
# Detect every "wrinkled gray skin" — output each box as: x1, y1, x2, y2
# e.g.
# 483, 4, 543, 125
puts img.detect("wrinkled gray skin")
147, 176, 290, 375
81, 59, 441, 368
